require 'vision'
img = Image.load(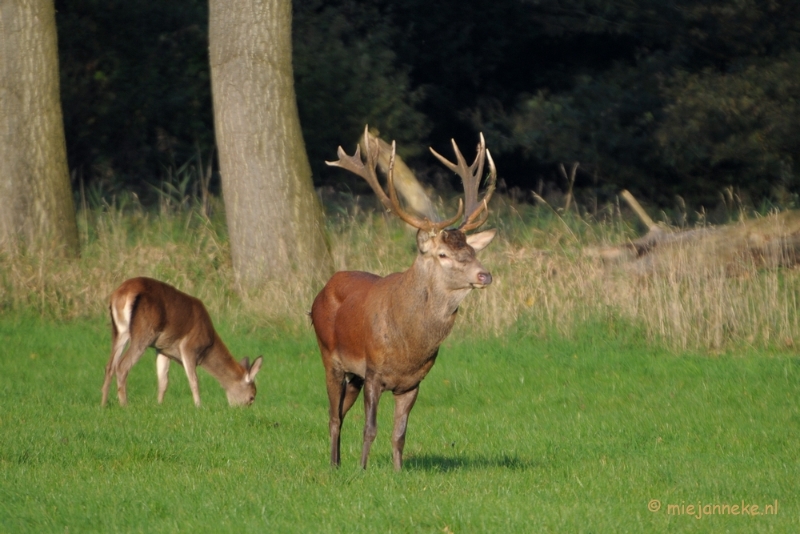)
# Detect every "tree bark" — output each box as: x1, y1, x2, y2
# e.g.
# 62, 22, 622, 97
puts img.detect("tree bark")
209, 0, 332, 288
0, 0, 79, 256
